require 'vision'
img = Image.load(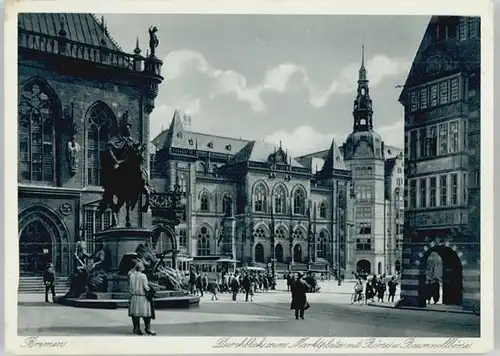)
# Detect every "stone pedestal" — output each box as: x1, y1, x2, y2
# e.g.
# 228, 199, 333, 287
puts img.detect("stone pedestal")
95, 227, 153, 271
